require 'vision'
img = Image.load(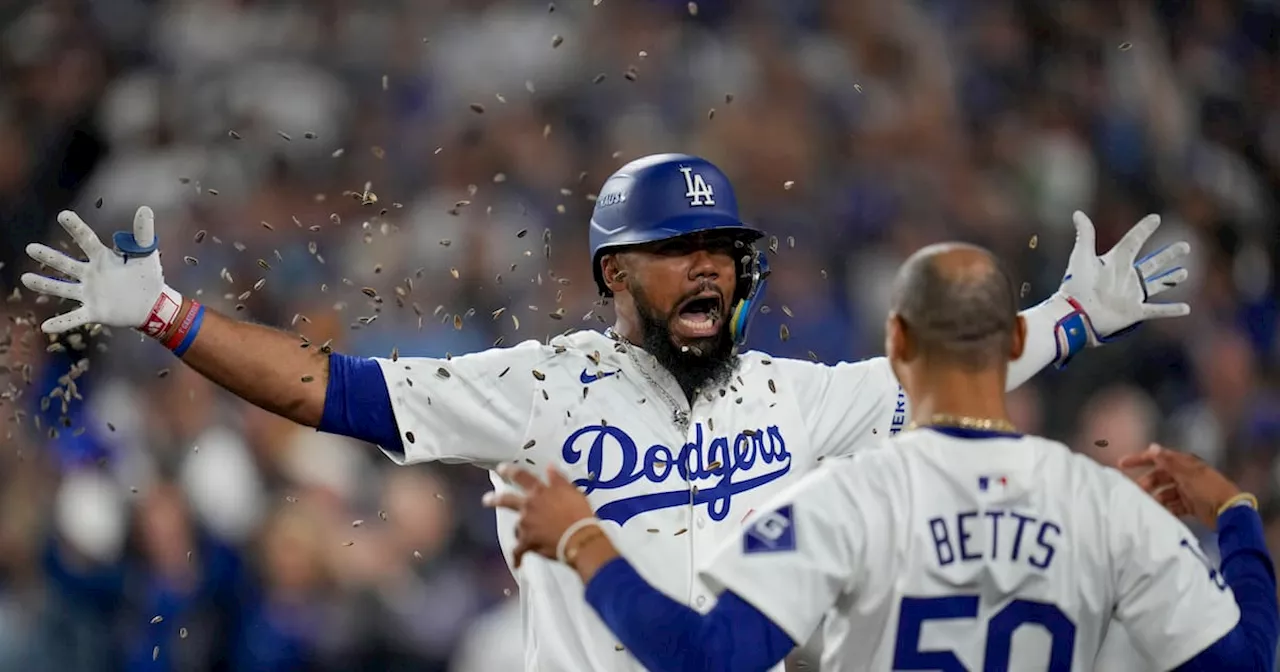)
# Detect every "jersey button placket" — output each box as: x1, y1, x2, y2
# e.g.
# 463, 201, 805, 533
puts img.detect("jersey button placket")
683, 410, 701, 608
